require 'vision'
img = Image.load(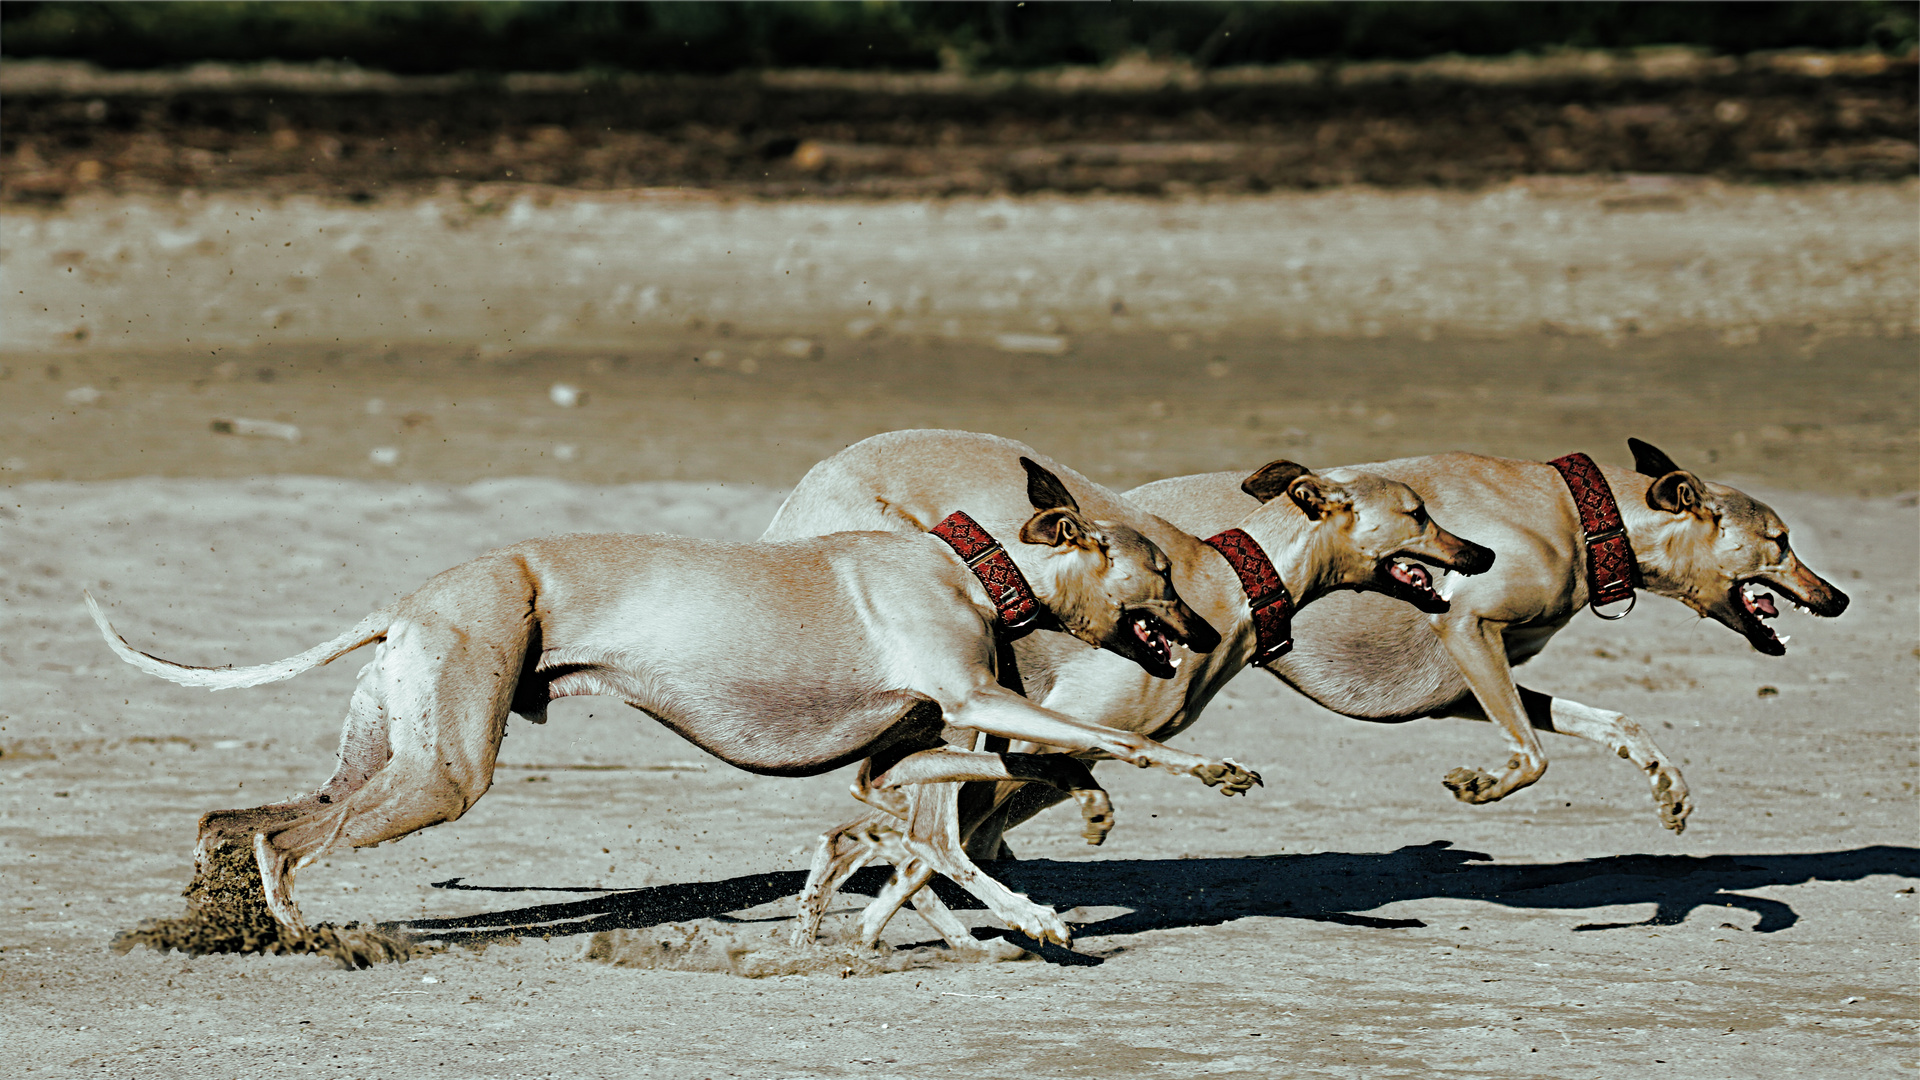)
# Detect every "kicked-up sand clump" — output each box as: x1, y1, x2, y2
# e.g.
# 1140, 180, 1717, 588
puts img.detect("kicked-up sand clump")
110, 841, 416, 969
580, 921, 1037, 979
